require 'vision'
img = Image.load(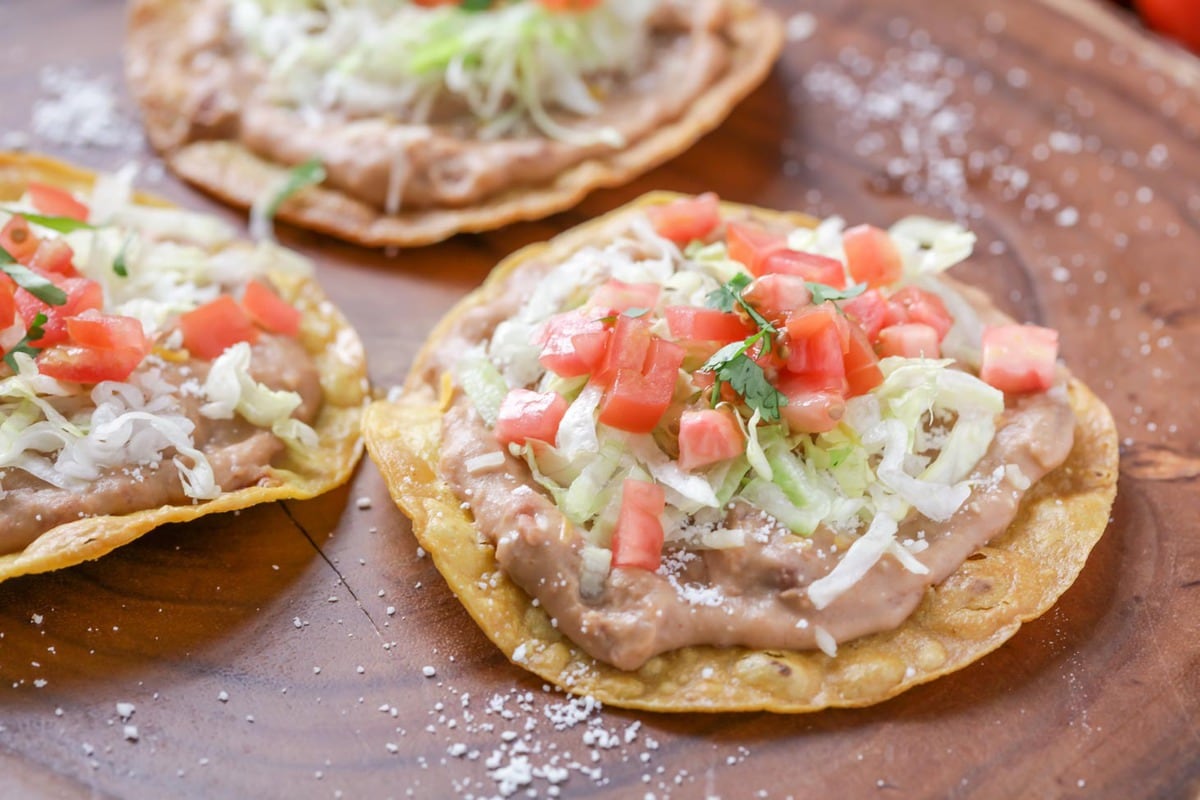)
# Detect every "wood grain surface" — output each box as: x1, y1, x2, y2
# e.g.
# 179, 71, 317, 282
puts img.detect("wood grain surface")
1, 1, 1198, 798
